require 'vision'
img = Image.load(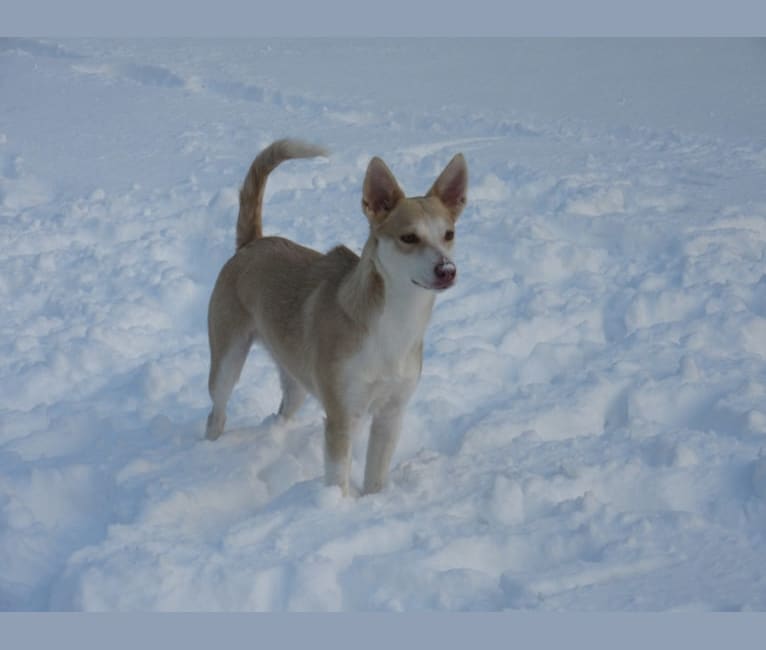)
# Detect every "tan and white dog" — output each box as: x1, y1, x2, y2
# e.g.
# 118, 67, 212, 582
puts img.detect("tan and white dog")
206, 139, 467, 495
